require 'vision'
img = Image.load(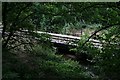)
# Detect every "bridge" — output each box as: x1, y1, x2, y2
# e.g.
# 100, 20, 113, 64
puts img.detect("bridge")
0, 25, 102, 48
1, 28, 102, 62
33, 31, 102, 60
34, 31, 102, 48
